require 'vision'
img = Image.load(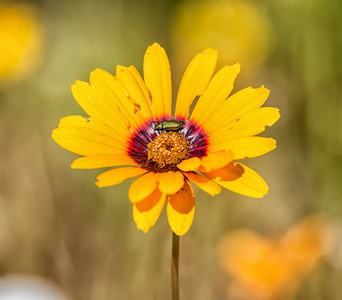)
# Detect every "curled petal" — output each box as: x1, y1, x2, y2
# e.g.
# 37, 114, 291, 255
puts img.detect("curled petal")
133, 188, 166, 233
167, 180, 195, 236
128, 172, 160, 203
185, 172, 221, 196
158, 171, 185, 195
206, 163, 269, 198
198, 150, 233, 172
204, 162, 245, 182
